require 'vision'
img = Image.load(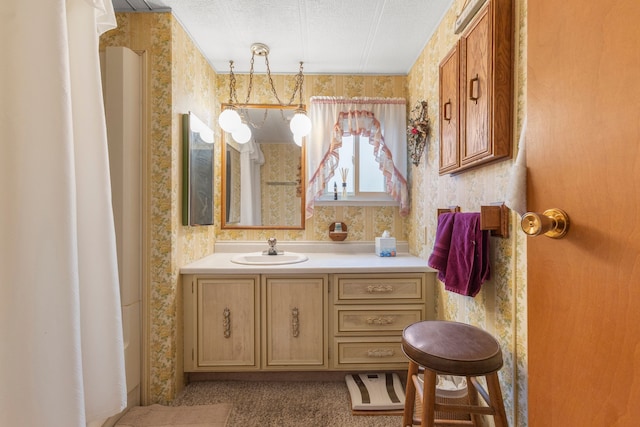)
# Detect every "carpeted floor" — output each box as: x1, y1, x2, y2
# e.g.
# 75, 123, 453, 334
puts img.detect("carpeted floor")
173, 380, 404, 426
